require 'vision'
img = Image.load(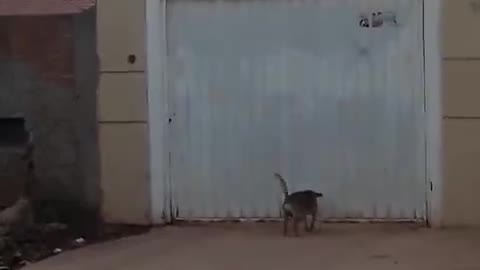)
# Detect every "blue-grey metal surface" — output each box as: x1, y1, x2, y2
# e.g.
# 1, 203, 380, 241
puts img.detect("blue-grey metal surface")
165, 0, 425, 220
